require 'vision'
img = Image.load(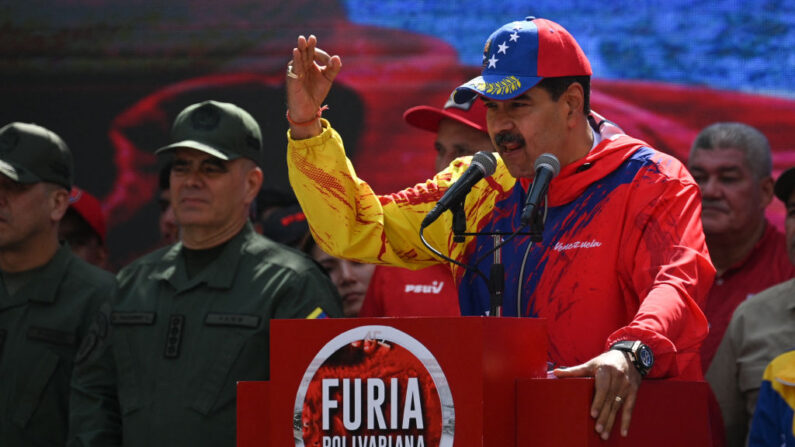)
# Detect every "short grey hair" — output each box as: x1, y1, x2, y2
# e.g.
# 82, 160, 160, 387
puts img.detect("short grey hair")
689, 122, 772, 179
